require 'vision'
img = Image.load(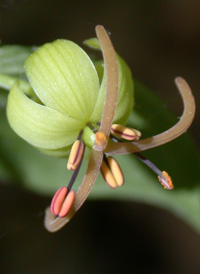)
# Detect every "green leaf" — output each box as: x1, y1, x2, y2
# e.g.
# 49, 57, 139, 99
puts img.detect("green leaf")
0, 45, 34, 75
0, 73, 35, 95
0, 45, 35, 108
0, 88, 7, 108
